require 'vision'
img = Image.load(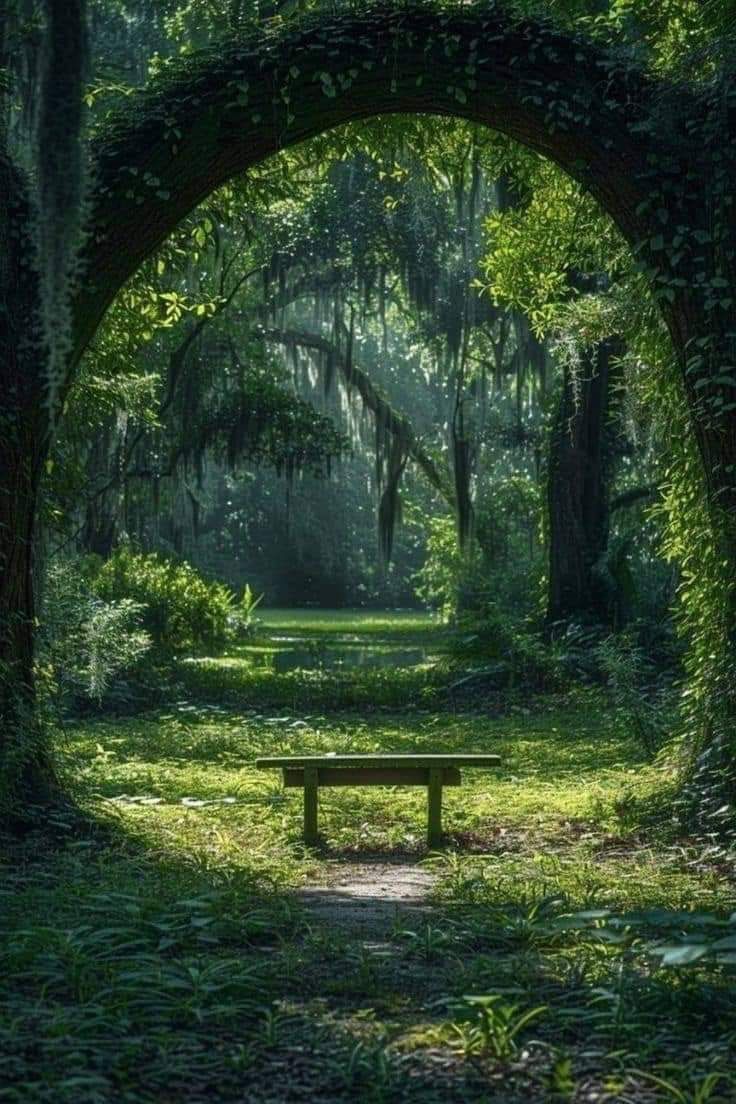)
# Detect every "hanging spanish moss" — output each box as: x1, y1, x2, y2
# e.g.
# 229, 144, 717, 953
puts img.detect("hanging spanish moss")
377, 431, 409, 566
261, 327, 455, 510
35, 0, 89, 419
452, 430, 474, 549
